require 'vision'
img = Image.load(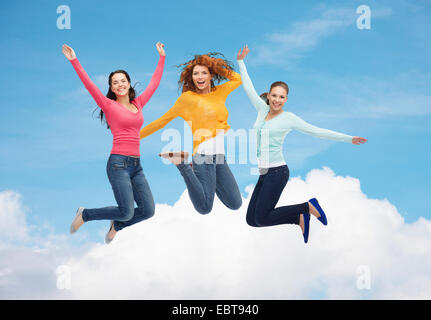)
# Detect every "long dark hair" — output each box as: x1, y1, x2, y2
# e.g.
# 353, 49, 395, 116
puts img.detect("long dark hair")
260, 81, 289, 105
93, 70, 137, 129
